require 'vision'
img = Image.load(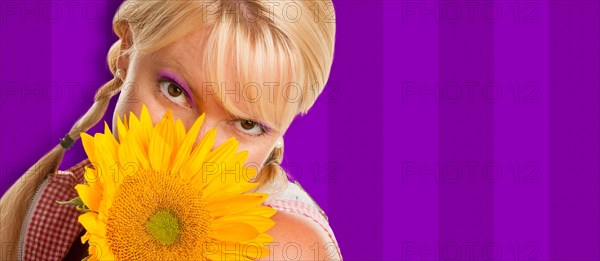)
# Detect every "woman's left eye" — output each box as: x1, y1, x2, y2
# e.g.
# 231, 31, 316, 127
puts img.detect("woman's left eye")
234, 119, 266, 136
